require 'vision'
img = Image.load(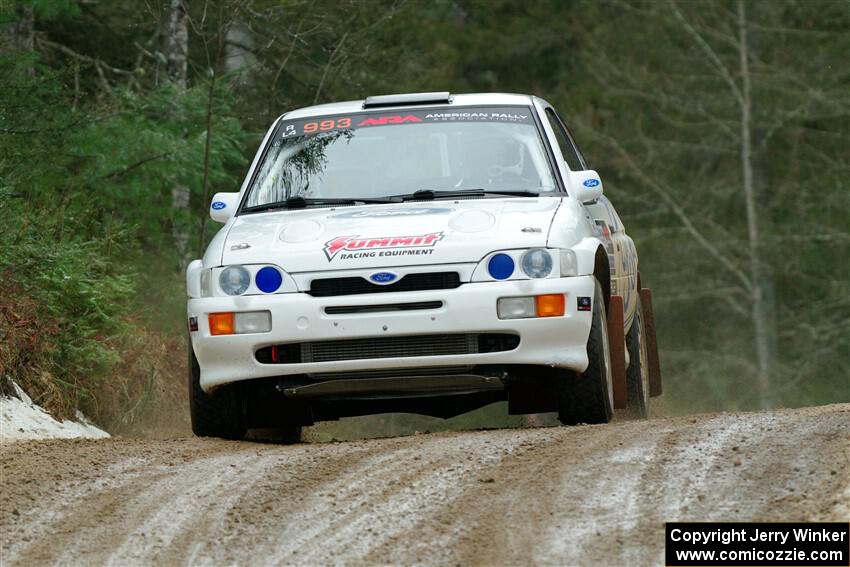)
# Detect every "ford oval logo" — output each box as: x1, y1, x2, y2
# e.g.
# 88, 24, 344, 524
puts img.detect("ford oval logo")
211, 201, 227, 210
369, 272, 398, 284
583, 179, 600, 188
